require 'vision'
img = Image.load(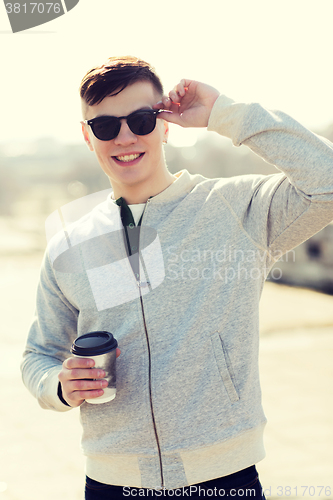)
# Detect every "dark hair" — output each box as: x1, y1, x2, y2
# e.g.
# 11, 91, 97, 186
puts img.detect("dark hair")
79, 56, 164, 107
